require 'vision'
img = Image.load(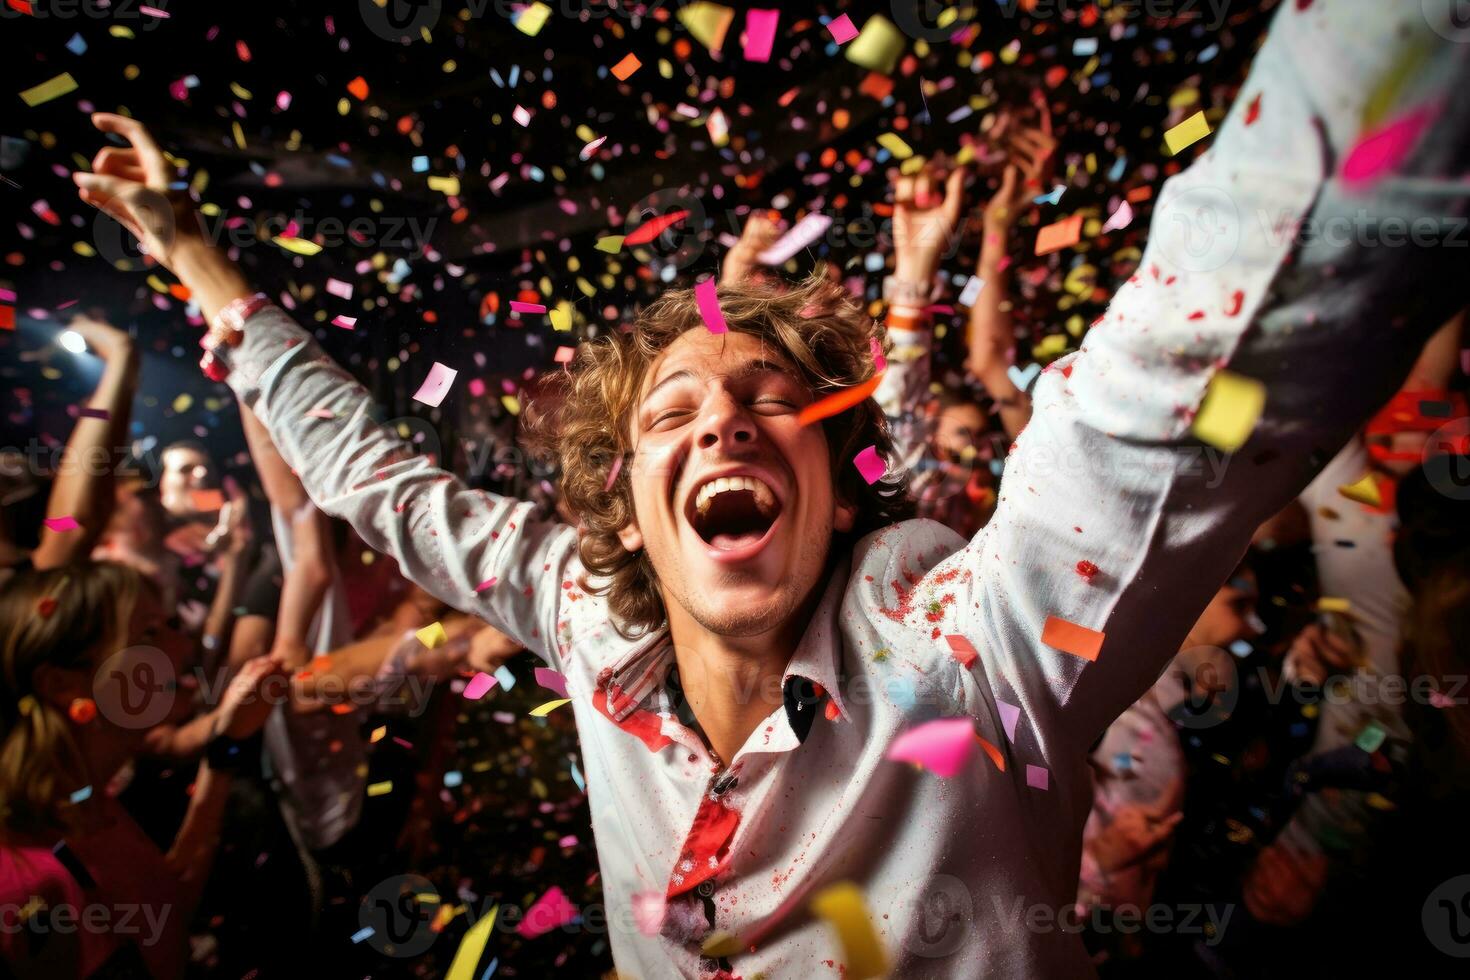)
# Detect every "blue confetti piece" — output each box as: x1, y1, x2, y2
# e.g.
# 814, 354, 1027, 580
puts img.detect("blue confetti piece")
1229, 640, 1252, 657
412, 155, 429, 173
508, 65, 520, 87
494, 665, 516, 690
69, 785, 92, 804
1112, 752, 1132, 772
67, 33, 88, 55
444, 770, 463, 788
481, 957, 499, 979
570, 760, 585, 792
1108, 156, 1128, 182
1199, 44, 1219, 63
351, 926, 375, 944
1072, 38, 1098, 56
